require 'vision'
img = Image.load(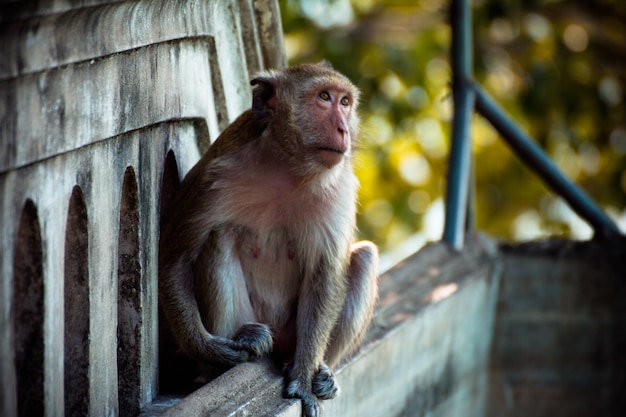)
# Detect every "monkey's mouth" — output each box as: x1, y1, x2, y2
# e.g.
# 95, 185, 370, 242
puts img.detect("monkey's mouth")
317, 146, 345, 155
